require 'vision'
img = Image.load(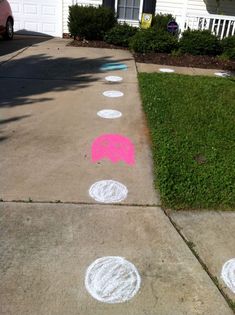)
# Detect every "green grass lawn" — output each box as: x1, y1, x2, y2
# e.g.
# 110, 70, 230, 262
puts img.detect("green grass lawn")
138, 73, 235, 210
